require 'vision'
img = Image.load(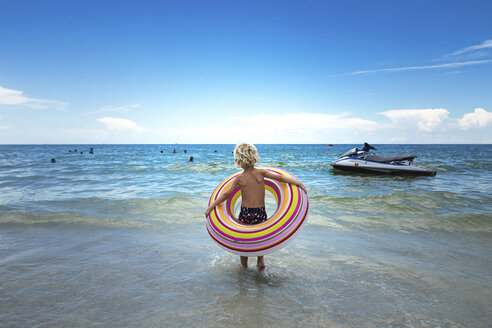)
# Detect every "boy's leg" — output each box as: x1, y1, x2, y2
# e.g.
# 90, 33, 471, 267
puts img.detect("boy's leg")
240, 256, 248, 268
257, 256, 265, 271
